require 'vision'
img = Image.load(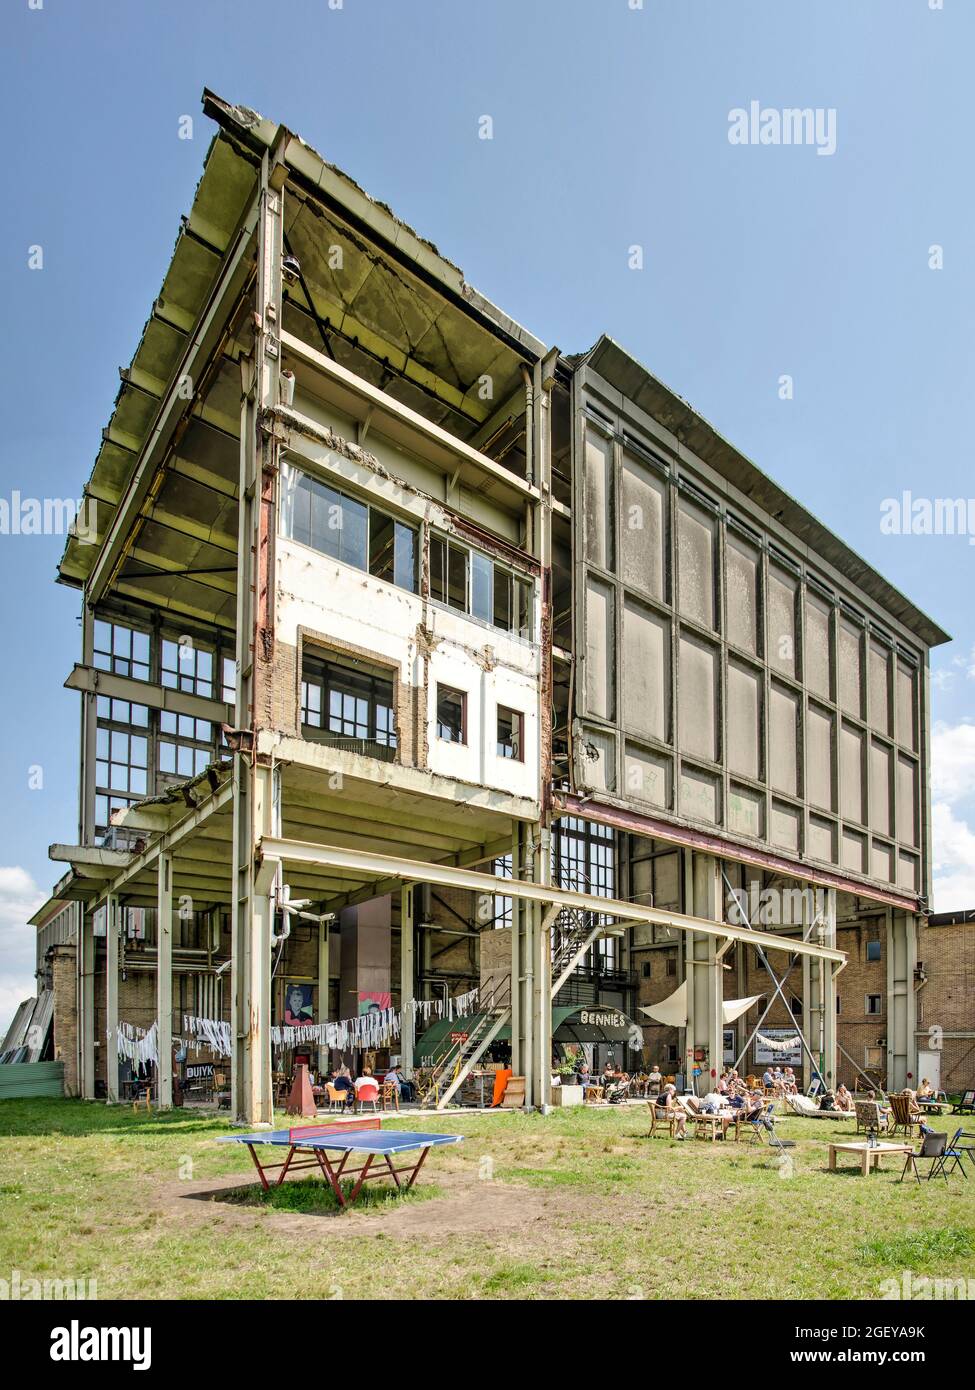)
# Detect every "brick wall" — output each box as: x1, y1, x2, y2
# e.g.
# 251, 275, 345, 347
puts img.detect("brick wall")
50, 945, 78, 1096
